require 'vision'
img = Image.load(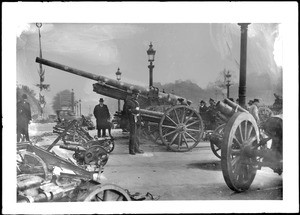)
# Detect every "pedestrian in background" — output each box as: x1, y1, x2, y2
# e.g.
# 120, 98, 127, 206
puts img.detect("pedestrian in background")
124, 89, 144, 155
93, 98, 110, 138
17, 94, 32, 142
199, 100, 208, 115
249, 98, 260, 124
247, 100, 253, 111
